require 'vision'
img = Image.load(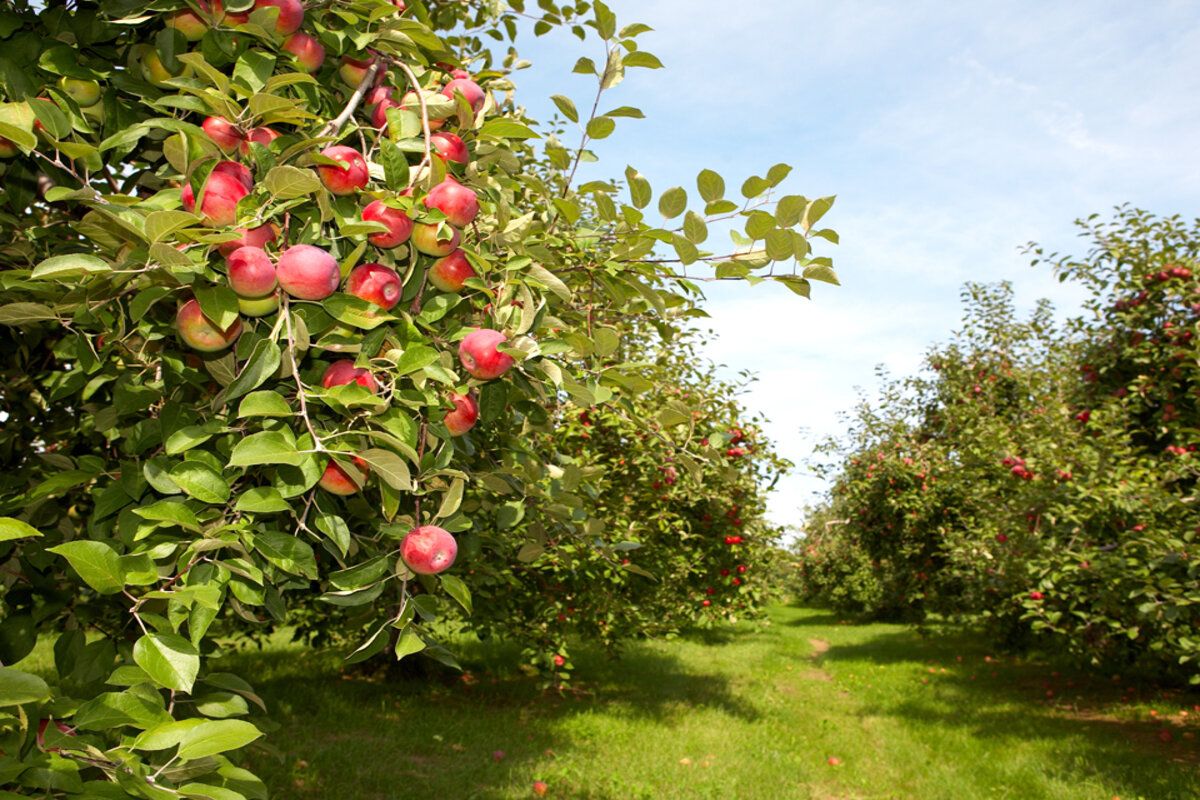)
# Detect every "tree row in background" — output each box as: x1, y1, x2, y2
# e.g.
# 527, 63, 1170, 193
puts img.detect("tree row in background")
797, 207, 1199, 685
